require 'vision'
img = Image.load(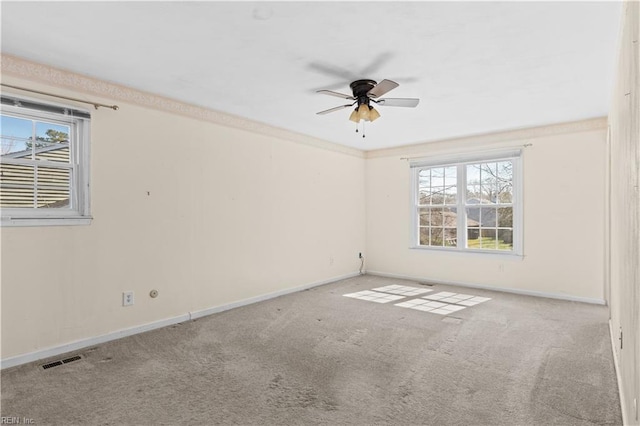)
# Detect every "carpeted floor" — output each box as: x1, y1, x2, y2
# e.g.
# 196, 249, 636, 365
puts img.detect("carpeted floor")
1, 275, 622, 425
